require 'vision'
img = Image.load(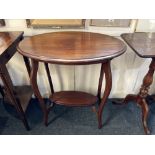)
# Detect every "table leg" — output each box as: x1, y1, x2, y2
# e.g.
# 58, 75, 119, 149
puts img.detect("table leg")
98, 61, 112, 129
117, 58, 155, 134
23, 56, 31, 77
0, 84, 4, 98
30, 59, 49, 126
0, 65, 30, 130
97, 63, 105, 100
44, 63, 54, 94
